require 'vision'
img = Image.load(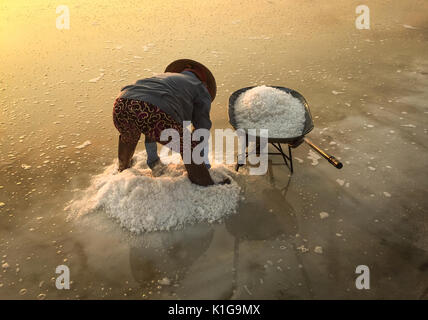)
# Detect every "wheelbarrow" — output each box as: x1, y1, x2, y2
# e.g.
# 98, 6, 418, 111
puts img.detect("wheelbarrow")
228, 86, 343, 173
